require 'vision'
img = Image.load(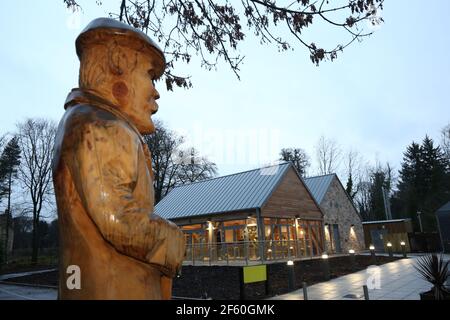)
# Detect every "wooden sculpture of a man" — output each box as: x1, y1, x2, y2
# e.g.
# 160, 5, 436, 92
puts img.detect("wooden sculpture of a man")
52, 18, 185, 299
